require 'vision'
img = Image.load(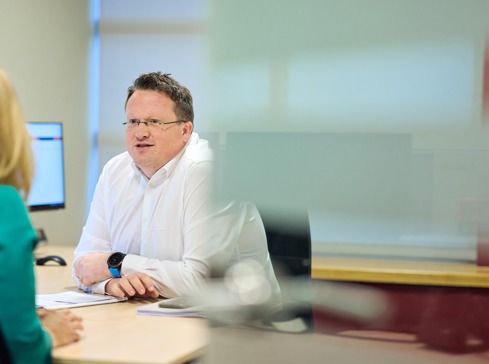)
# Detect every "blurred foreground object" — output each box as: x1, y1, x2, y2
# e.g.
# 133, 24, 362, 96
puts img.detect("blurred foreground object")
200, 259, 390, 333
